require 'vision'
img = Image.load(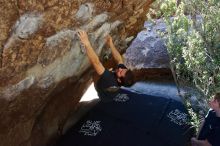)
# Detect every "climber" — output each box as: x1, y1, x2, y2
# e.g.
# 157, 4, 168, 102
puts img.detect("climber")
77, 30, 134, 101
191, 93, 220, 146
